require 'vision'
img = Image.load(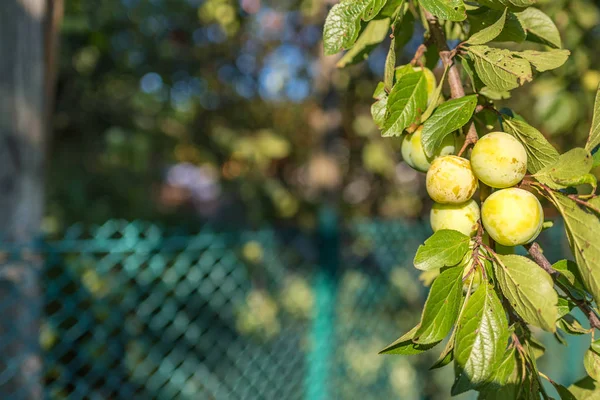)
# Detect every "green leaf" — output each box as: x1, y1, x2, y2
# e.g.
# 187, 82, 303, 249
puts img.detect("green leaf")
502, 116, 560, 173
480, 86, 511, 100
430, 332, 455, 369
382, 71, 428, 136
415, 265, 465, 344
570, 376, 600, 400
586, 85, 600, 152
421, 95, 478, 157
413, 230, 470, 271
467, 8, 507, 45
419, 0, 467, 22
516, 7, 562, 48
421, 64, 449, 123
553, 260, 587, 294
592, 339, 600, 354
371, 96, 388, 128
468, 8, 526, 43
468, 45, 532, 92
452, 284, 509, 395
558, 314, 590, 335
337, 18, 391, 68
547, 174, 598, 193
551, 382, 578, 400
495, 254, 558, 332
593, 150, 600, 168
585, 348, 600, 381
372, 82, 388, 127
362, 0, 388, 21
477, 0, 535, 10
323, 0, 367, 55
547, 192, 600, 308
526, 334, 546, 359
534, 148, 593, 190
517, 49, 570, 72
557, 298, 574, 319
379, 0, 404, 17
379, 325, 441, 355
384, 37, 396, 91
477, 348, 519, 399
